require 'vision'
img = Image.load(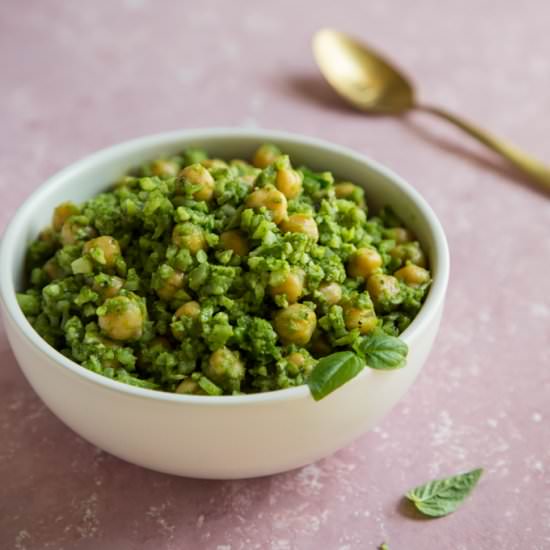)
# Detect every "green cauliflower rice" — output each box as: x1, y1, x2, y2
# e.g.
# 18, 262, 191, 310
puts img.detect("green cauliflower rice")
17, 143, 431, 395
